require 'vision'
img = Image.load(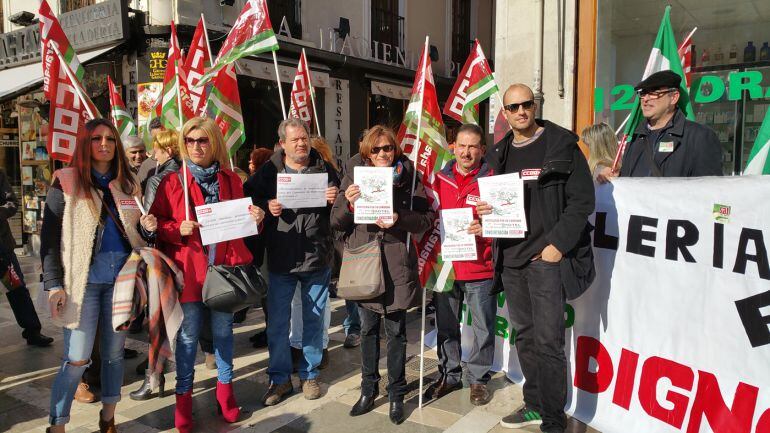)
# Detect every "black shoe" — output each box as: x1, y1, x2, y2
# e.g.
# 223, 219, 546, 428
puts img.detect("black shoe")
423, 378, 462, 401
389, 399, 405, 425
124, 348, 138, 359
349, 392, 377, 416
129, 370, 165, 401
135, 357, 149, 376
22, 330, 53, 347
251, 331, 268, 348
